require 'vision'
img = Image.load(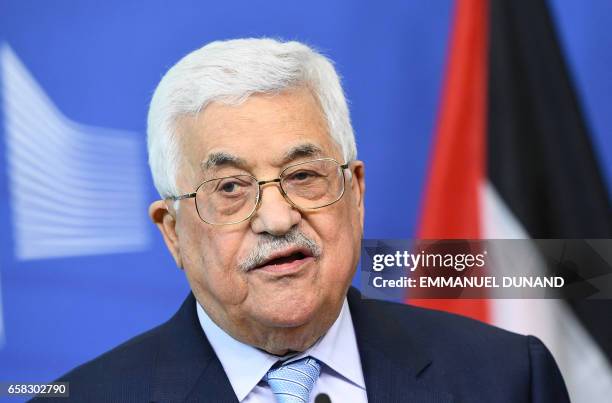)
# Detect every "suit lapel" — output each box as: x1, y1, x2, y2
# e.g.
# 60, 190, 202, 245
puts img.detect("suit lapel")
151, 293, 238, 403
347, 288, 455, 403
